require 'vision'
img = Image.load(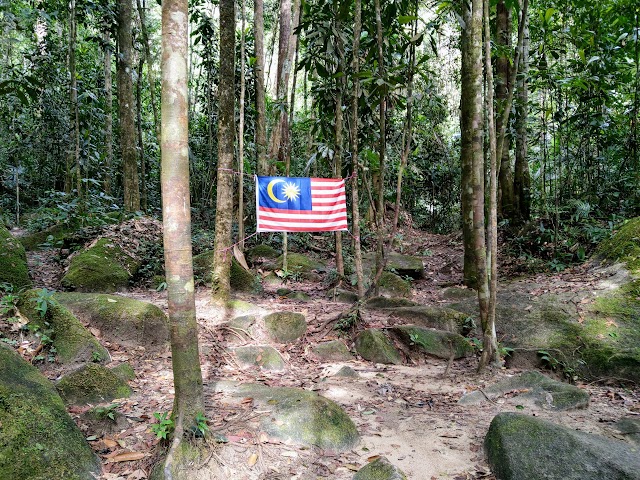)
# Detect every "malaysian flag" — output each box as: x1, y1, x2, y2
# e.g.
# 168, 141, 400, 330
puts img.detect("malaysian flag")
256, 176, 348, 232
